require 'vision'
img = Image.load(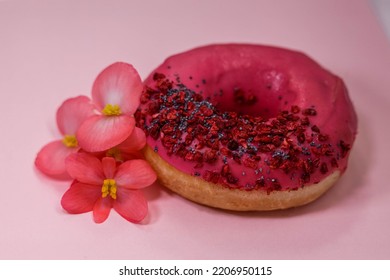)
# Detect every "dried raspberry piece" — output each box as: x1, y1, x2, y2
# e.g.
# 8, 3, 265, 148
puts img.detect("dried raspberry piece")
311, 125, 320, 133
226, 174, 238, 184
318, 134, 329, 142
258, 145, 272, 152
303, 108, 317, 116
297, 133, 305, 144
173, 144, 187, 157
204, 149, 218, 163
184, 151, 194, 161
246, 94, 257, 105
161, 135, 176, 148
300, 172, 310, 184
199, 105, 213, 117
331, 158, 339, 168
255, 176, 266, 187
221, 164, 230, 177
166, 111, 178, 120
148, 101, 160, 114
300, 117, 310, 126
220, 147, 232, 157
148, 124, 160, 140
153, 72, 166, 81
193, 151, 203, 163
206, 139, 220, 150
255, 135, 273, 144
232, 153, 242, 164
184, 133, 194, 145
302, 158, 315, 174
227, 140, 239, 151
320, 162, 328, 174
271, 179, 282, 190
291, 105, 301, 114
233, 88, 245, 104
156, 78, 173, 93
140, 92, 151, 104
242, 156, 259, 169
161, 123, 175, 135
203, 170, 220, 184
339, 140, 351, 158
